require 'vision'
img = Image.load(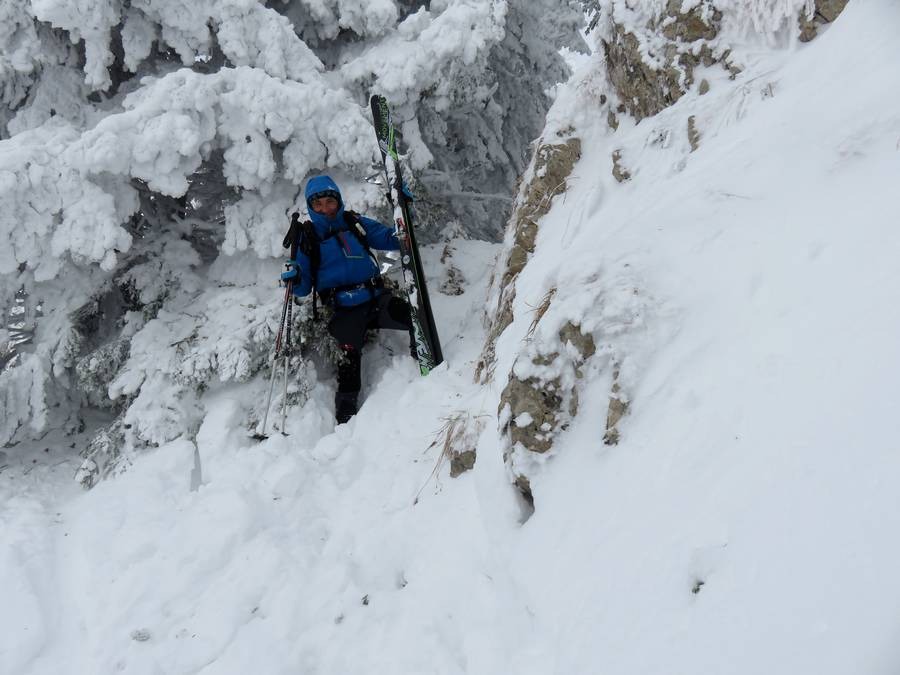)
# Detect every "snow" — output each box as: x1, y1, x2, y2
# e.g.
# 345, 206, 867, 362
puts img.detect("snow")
340, 1, 507, 109
1, 238, 511, 674
3, 0, 900, 674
